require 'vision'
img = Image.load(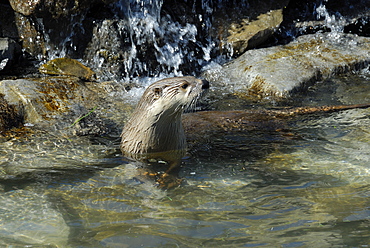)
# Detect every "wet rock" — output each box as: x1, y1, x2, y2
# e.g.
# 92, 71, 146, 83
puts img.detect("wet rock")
0, 77, 130, 136
226, 9, 284, 55
0, 94, 23, 133
0, 38, 21, 72
70, 110, 112, 136
13, 12, 46, 57
84, 19, 131, 81
203, 33, 370, 100
39, 58, 96, 80
0, 77, 97, 126
9, 0, 115, 18
279, 0, 370, 41
209, 0, 289, 55
5, 0, 112, 58
0, 4, 19, 39
9, 0, 42, 16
